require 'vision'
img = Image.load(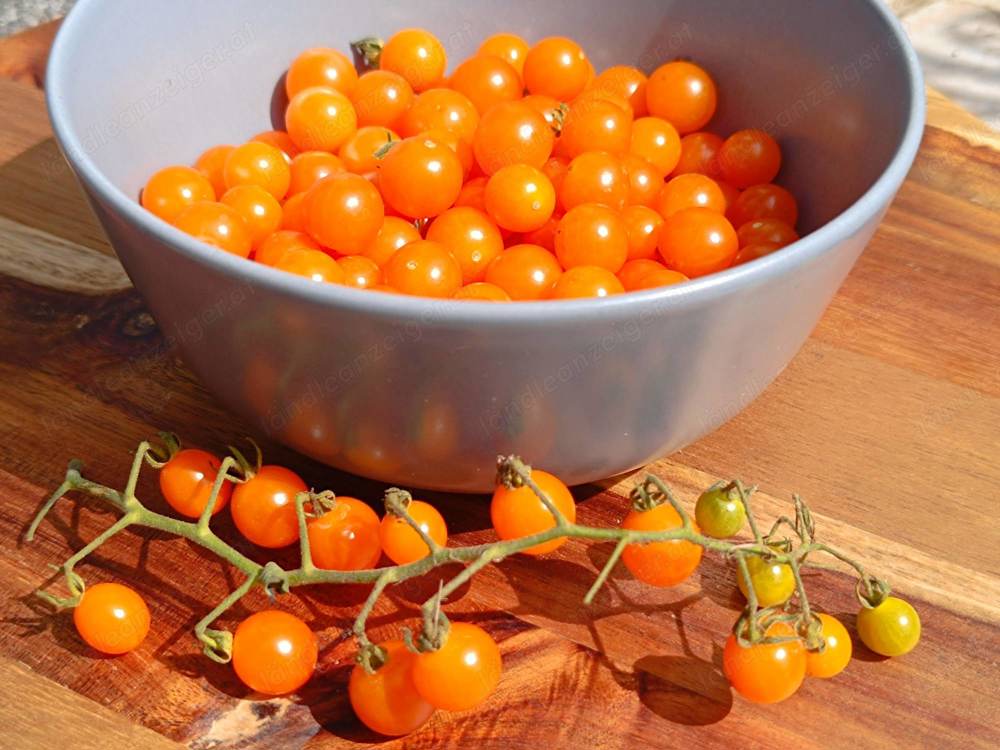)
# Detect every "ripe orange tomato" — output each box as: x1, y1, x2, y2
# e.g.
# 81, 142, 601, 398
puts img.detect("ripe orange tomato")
304, 172, 384, 253
288, 151, 346, 197
618, 258, 668, 291
454, 282, 511, 302
549, 266, 625, 299
632, 267, 689, 290
734, 241, 782, 266
380, 499, 448, 565
523, 94, 564, 130
251, 130, 300, 161
255, 230, 321, 266
473, 101, 555, 175
479, 33, 529, 77
654, 173, 726, 218
672, 131, 724, 178
630, 117, 682, 175
521, 214, 561, 253
523, 37, 590, 101
73, 582, 150, 655
339, 255, 384, 289
646, 61, 717, 134
658, 207, 738, 278
621, 503, 702, 586
426, 206, 504, 283
362, 216, 421, 266
559, 151, 629, 211
723, 621, 806, 704
485, 244, 563, 301
174, 202, 252, 258
412, 623, 502, 711
339, 125, 399, 175
399, 88, 479, 141
450, 54, 523, 114
384, 240, 462, 298
484, 165, 556, 234
491, 469, 576, 555
159, 448, 232, 518
273, 248, 346, 284
307, 496, 382, 570
555, 203, 629, 272
221, 185, 283, 248
560, 98, 633, 158
418, 128, 473, 178
736, 218, 799, 249
352, 70, 414, 129
232, 610, 317, 695
454, 176, 489, 212
729, 183, 799, 229
718, 129, 782, 188
378, 137, 464, 219
593, 65, 649, 117
622, 205, 664, 261
286, 47, 358, 98
380, 28, 447, 92
230, 465, 308, 548
349, 640, 435, 736
194, 145, 234, 198
285, 86, 358, 152
142, 165, 215, 223
805, 613, 853, 678
224, 142, 291, 200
